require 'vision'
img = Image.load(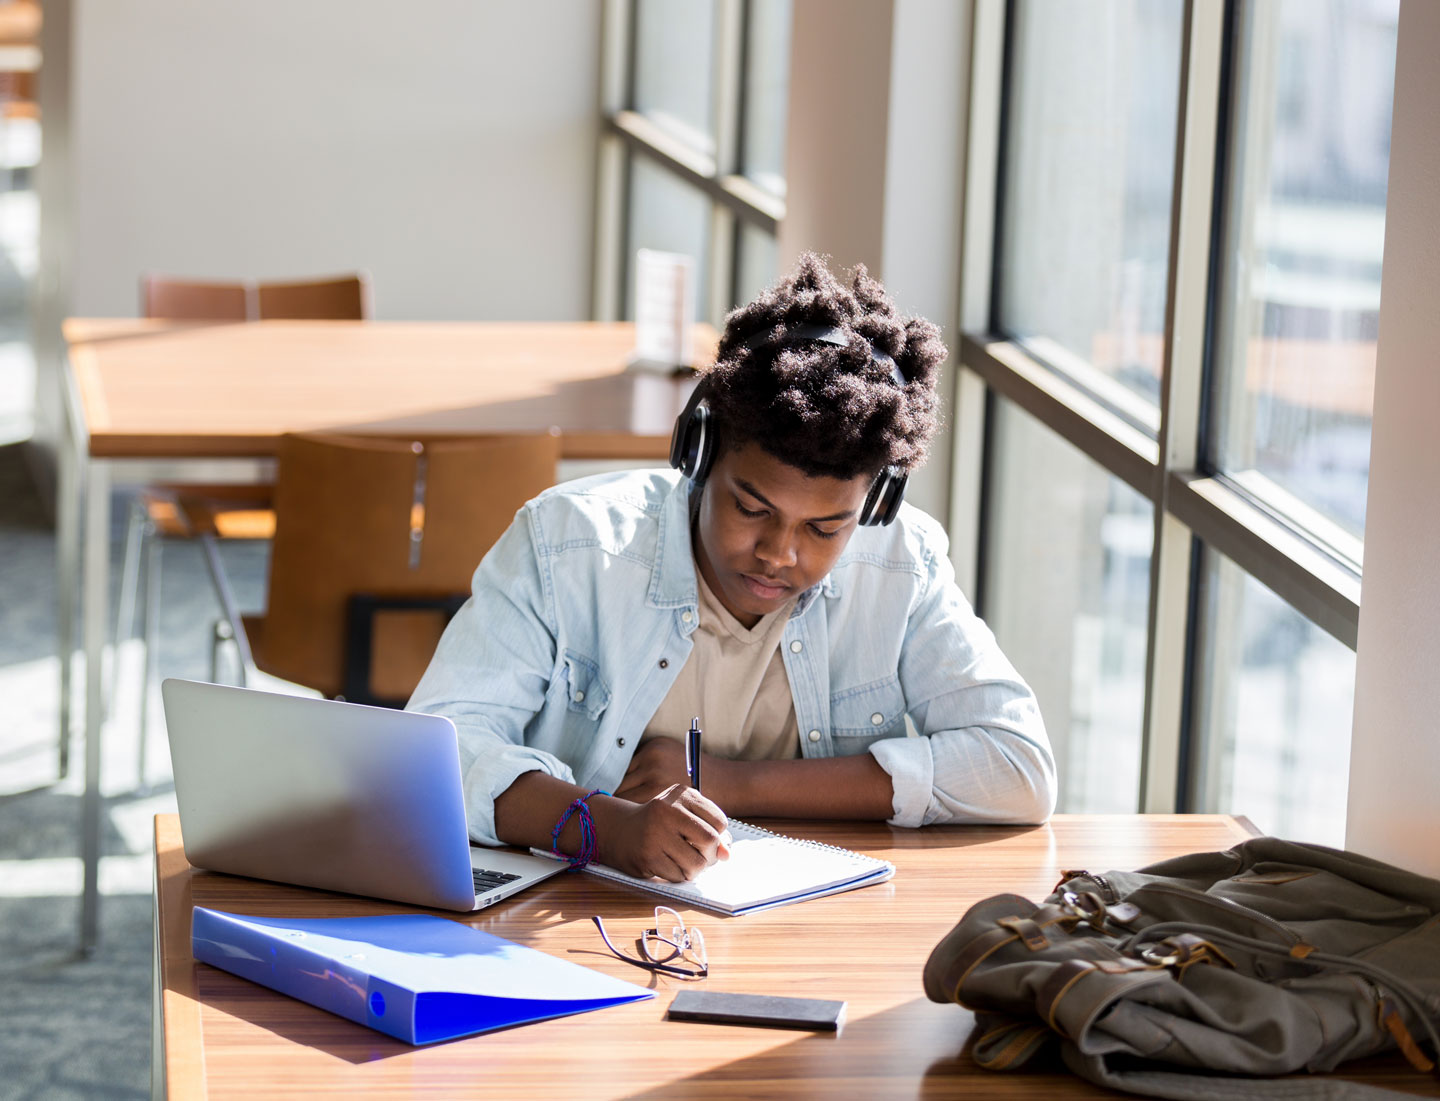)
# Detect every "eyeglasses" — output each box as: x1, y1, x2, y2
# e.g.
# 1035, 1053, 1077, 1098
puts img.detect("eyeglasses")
592, 906, 708, 979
